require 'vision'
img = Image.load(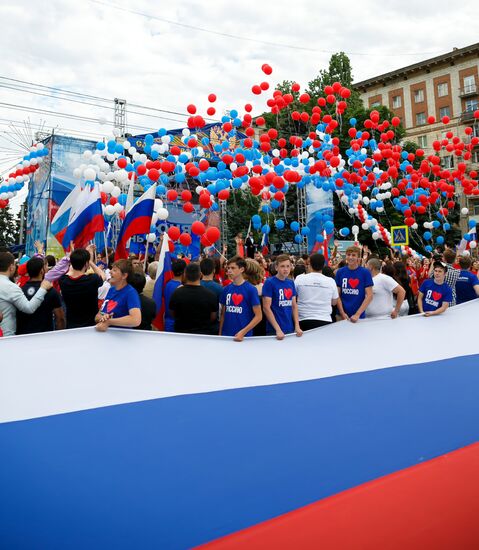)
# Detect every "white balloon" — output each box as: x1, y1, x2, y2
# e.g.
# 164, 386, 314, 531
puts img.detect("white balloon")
111, 186, 121, 198
105, 204, 115, 216
128, 147, 137, 155
122, 140, 131, 150
112, 128, 121, 137
182, 129, 190, 137
114, 202, 123, 213
154, 199, 163, 210
363, 197, 370, 205
352, 225, 359, 234
157, 207, 169, 220
196, 185, 204, 195
102, 181, 114, 194
73, 168, 82, 179
83, 167, 96, 181
147, 233, 156, 243
412, 223, 418, 230
461, 207, 469, 215
470, 241, 477, 249
372, 232, 380, 240
106, 153, 115, 162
